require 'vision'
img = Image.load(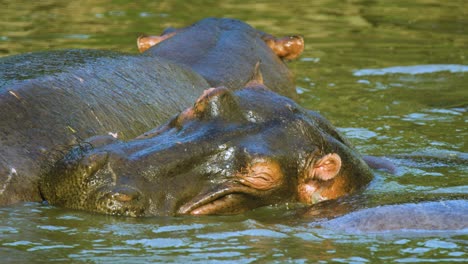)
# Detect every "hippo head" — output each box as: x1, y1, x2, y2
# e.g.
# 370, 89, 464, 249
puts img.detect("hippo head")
135, 18, 304, 98
40, 83, 372, 217
137, 22, 304, 60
